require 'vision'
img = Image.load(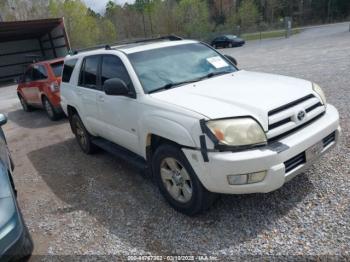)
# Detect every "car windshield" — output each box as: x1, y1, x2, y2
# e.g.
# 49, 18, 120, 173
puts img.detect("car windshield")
226, 35, 238, 39
128, 43, 237, 93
